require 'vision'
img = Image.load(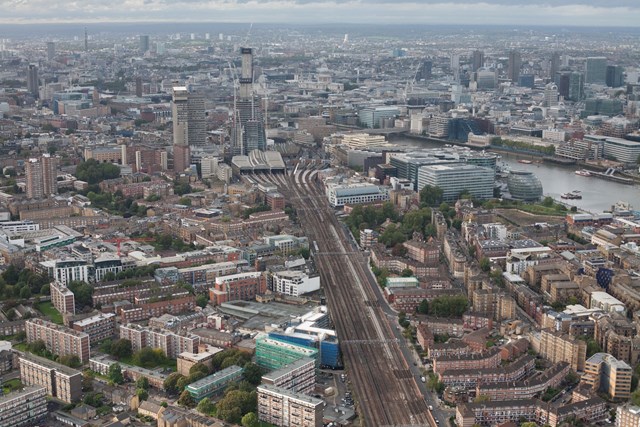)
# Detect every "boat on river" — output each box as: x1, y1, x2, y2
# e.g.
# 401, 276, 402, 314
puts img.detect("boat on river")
575, 170, 591, 177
